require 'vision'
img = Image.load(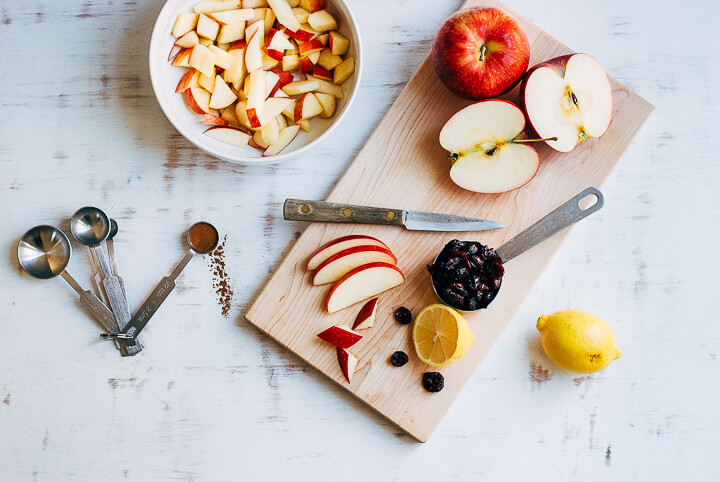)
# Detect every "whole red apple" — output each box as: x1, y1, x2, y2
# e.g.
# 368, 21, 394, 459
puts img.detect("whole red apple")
432, 7, 530, 100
